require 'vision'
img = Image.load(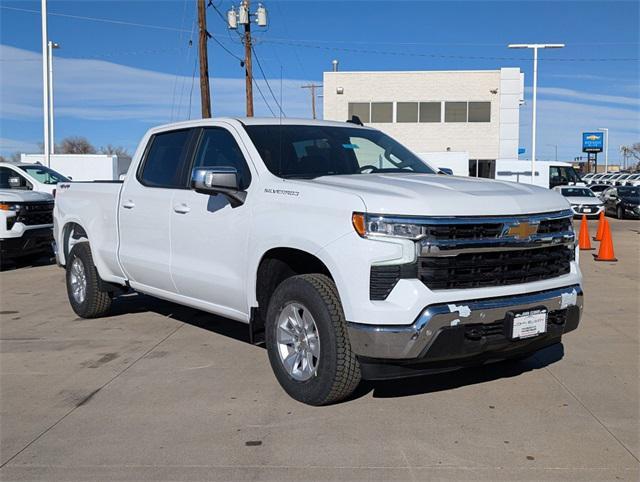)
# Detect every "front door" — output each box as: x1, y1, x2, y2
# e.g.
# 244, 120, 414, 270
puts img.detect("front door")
170, 125, 255, 318
118, 128, 195, 293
